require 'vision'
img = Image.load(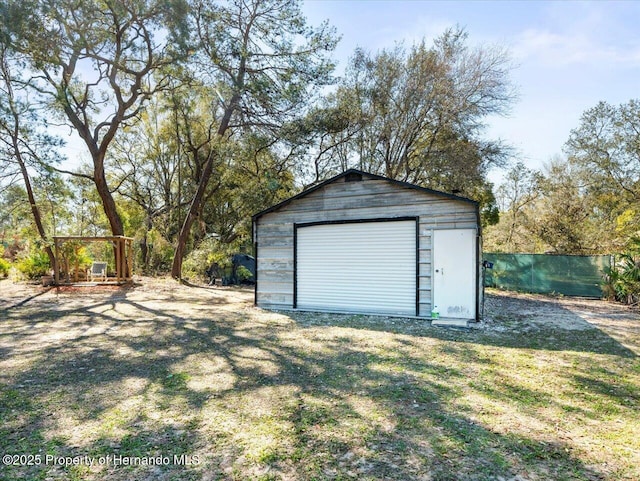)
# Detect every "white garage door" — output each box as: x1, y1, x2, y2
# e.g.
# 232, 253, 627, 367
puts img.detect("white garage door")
296, 219, 417, 316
